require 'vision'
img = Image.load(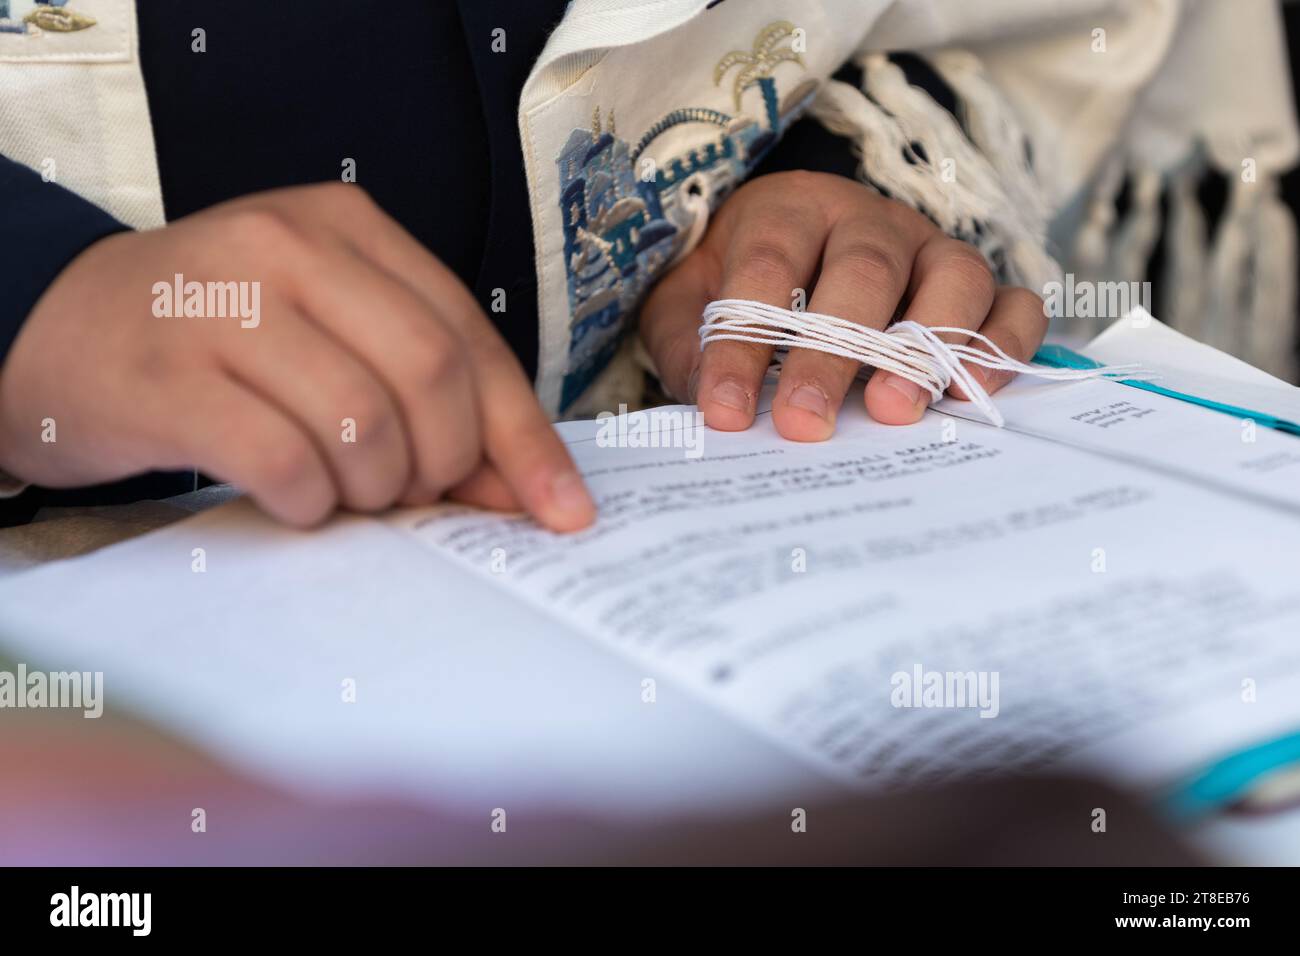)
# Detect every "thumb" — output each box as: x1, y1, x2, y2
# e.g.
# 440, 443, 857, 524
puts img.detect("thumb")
639, 251, 714, 402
